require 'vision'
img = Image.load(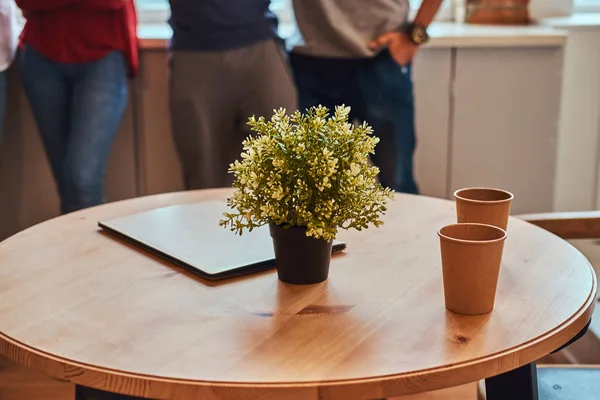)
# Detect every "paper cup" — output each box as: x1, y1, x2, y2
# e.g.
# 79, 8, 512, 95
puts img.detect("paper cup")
439, 223, 507, 315
454, 187, 514, 230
